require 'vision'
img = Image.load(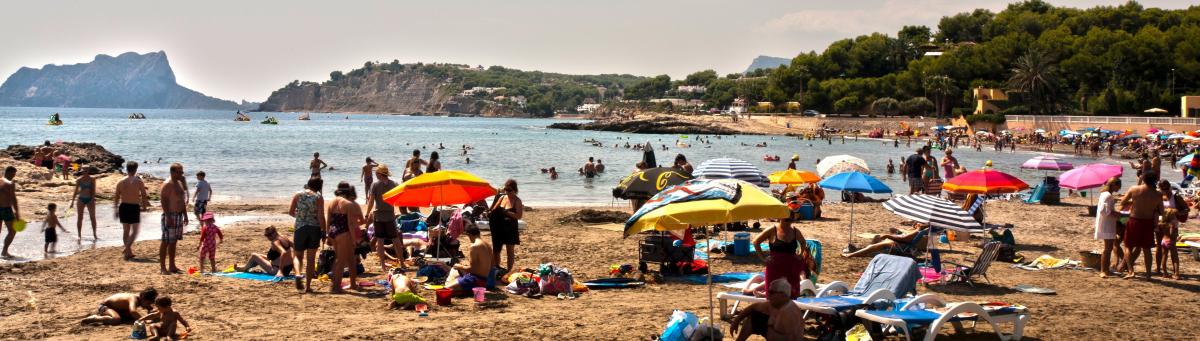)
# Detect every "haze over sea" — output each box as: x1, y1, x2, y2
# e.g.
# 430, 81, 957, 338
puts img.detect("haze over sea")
2, 107, 1166, 206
